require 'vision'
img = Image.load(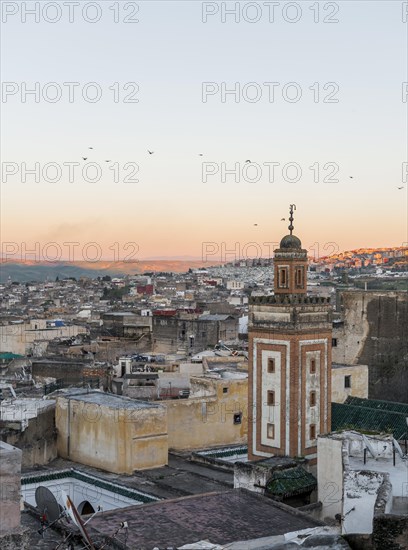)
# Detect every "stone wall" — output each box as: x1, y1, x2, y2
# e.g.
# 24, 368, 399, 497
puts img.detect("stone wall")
0, 323, 86, 355
32, 358, 107, 387
0, 441, 22, 534
152, 316, 239, 355
0, 530, 30, 550
0, 405, 57, 469
95, 337, 152, 361
152, 316, 178, 354
333, 291, 408, 402
372, 514, 408, 549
